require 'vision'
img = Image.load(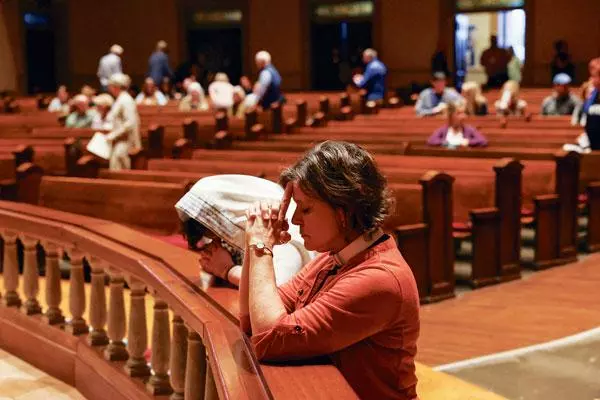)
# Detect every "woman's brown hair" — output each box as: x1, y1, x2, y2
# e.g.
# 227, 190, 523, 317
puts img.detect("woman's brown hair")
280, 141, 389, 233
